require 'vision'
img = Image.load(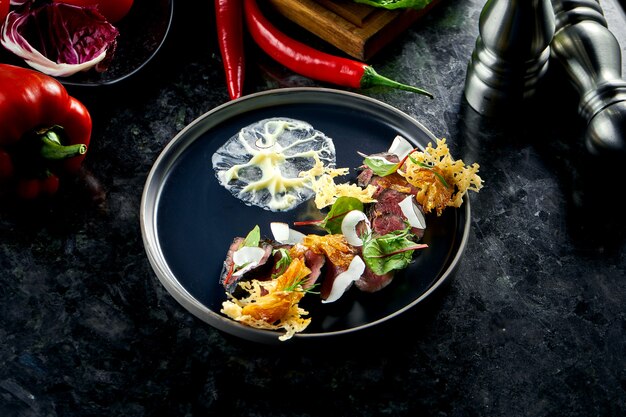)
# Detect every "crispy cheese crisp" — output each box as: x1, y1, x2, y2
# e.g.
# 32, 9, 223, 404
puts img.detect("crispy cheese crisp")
400, 138, 483, 215
302, 158, 377, 209
220, 258, 312, 341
